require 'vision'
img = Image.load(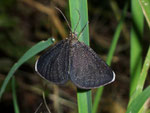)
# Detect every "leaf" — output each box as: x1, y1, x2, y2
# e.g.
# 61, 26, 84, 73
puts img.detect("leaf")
0, 38, 54, 99
139, 0, 150, 27
69, 0, 92, 113
126, 85, 150, 113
